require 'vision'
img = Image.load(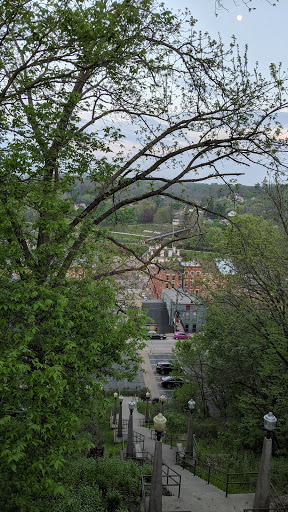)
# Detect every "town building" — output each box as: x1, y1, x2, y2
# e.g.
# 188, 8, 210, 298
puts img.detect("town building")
162, 288, 205, 333
148, 260, 208, 299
